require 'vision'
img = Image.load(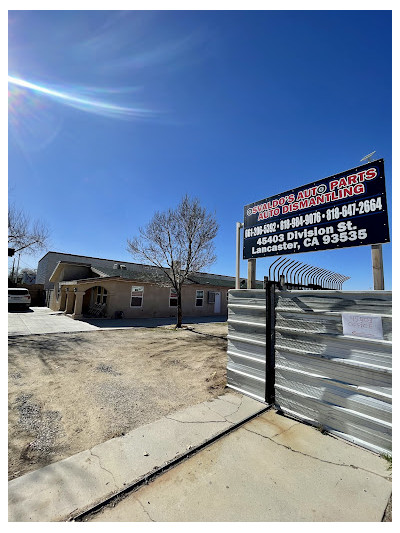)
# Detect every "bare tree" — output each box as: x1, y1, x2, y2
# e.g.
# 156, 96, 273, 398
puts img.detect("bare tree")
19, 268, 37, 276
8, 205, 50, 255
9, 267, 37, 284
127, 195, 218, 328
